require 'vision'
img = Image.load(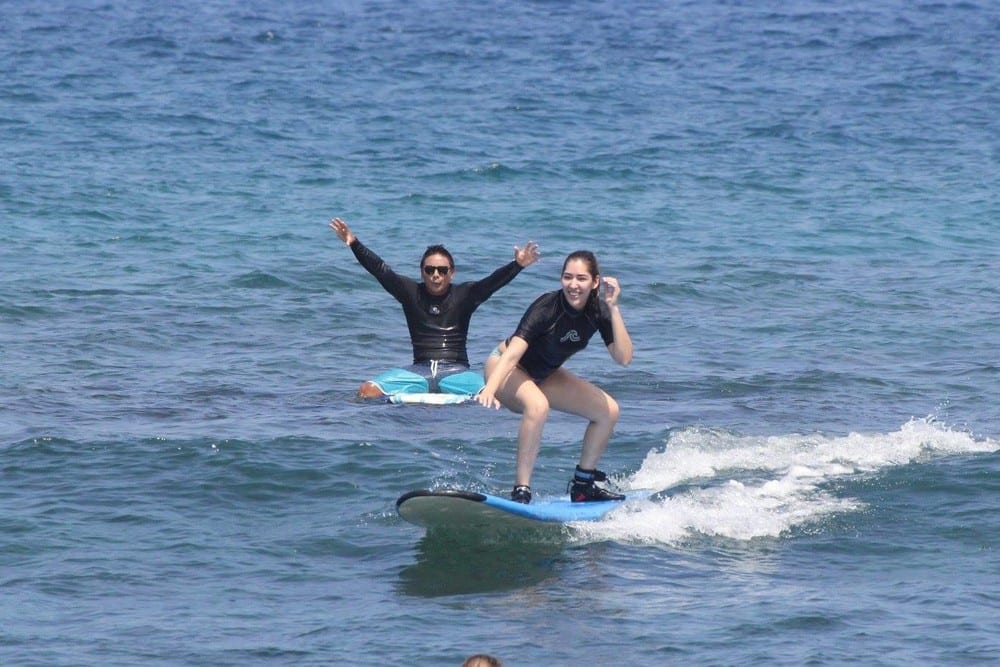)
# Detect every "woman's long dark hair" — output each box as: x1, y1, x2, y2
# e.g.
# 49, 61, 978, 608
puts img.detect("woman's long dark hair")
562, 250, 602, 319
